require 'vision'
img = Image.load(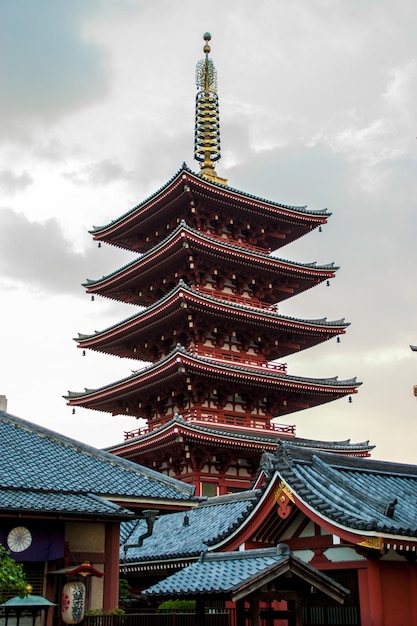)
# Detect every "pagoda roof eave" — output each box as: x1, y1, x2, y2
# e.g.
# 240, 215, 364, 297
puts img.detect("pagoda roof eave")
65, 345, 360, 411
111, 417, 289, 454
108, 416, 374, 456
83, 221, 338, 293
90, 164, 331, 243
75, 281, 349, 350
